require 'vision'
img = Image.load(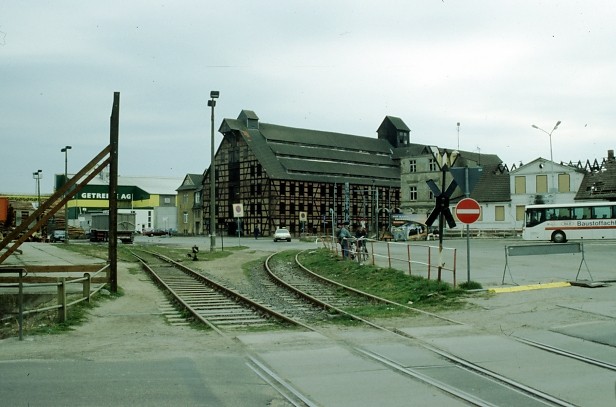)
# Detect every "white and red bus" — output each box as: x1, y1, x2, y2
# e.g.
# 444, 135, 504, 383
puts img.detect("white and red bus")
523, 202, 616, 243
